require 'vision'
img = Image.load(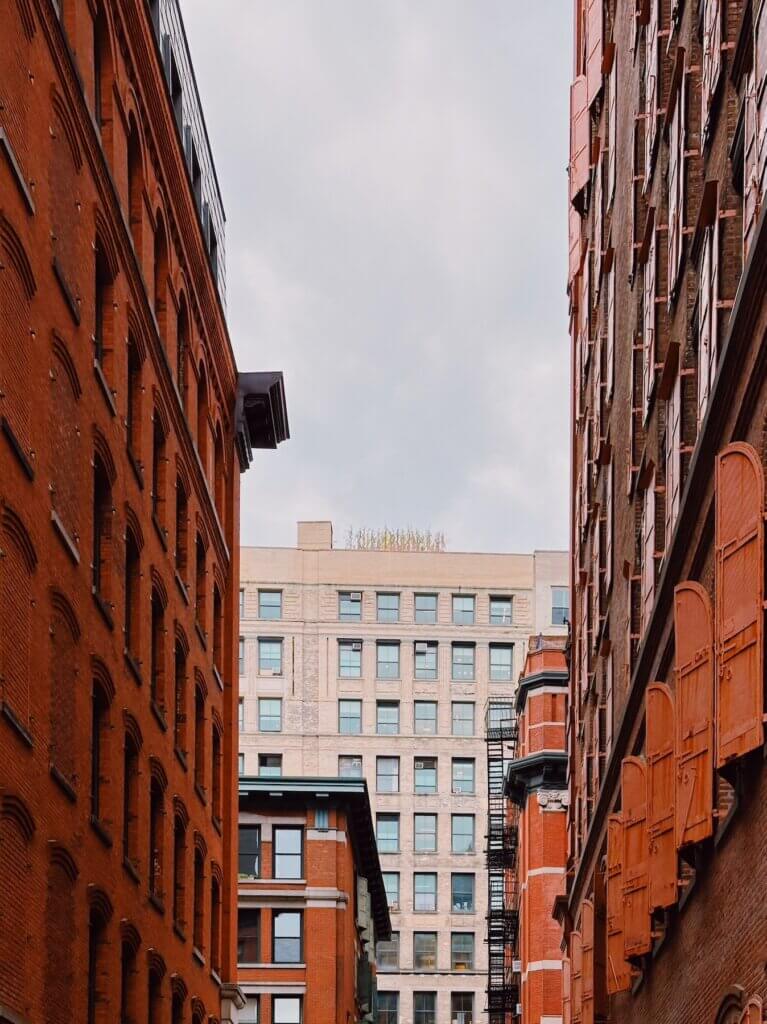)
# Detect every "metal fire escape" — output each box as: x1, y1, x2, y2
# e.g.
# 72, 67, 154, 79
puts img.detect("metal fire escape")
486, 704, 520, 1023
